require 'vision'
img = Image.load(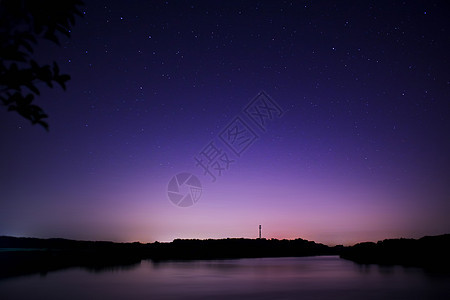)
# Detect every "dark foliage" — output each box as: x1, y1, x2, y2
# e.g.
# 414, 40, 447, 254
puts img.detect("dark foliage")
0, 0, 84, 130
151, 238, 336, 260
340, 234, 450, 271
0, 236, 339, 279
3, 234, 449, 279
